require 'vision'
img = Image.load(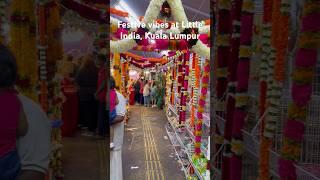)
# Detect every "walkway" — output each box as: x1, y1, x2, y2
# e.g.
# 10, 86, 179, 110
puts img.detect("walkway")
62, 133, 108, 180
123, 105, 184, 180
